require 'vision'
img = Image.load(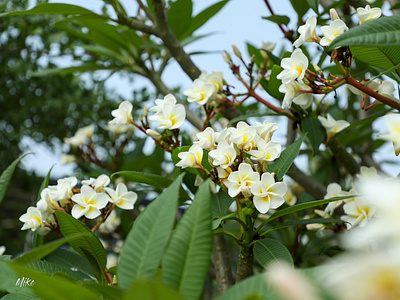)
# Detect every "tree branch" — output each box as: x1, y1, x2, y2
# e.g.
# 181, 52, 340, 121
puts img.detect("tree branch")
287, 164, 327, 199
212, 235, 234, 294
328, 138, 360, 176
